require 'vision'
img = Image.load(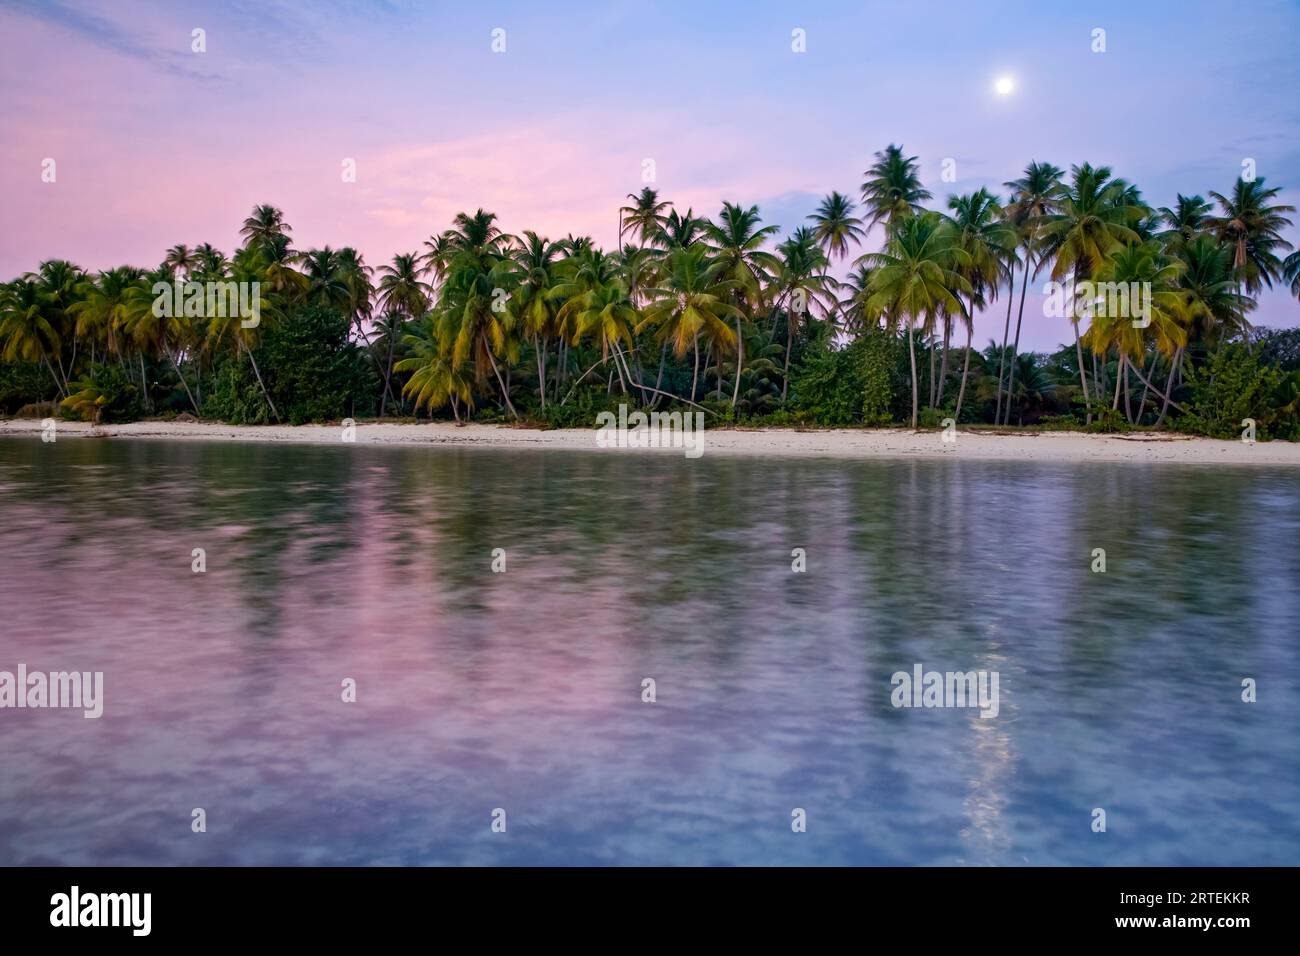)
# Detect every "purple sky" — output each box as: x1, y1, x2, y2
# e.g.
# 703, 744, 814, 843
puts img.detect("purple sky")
2, 0, 1298, 351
